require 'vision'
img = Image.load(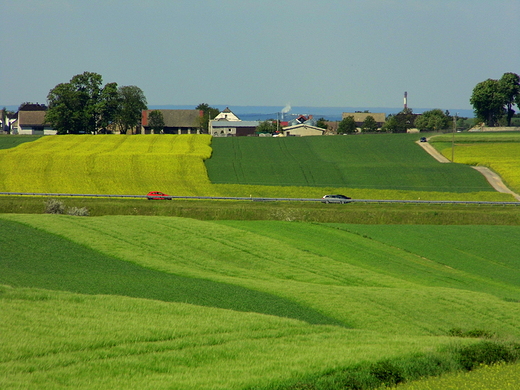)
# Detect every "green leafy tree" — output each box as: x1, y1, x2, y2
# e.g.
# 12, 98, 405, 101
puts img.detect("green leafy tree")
148, 110, 165, 134
361, 115, 378, 132
46, 71, 109, 134
469, 76, 516, 127
196, 103, 220, 133
316, 117, 328, 130
381, 109, 416, 133
256, 120, 278, 134
96, 82, 119, 133
338, 116, 356, 134
499, 72, 520, 126
414, 109, 451, 132
115, 86, 147, 134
